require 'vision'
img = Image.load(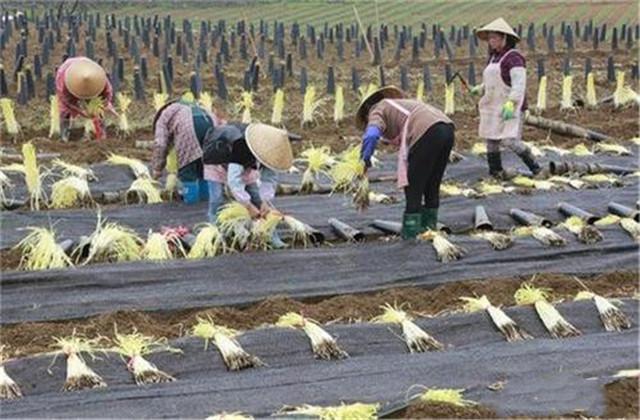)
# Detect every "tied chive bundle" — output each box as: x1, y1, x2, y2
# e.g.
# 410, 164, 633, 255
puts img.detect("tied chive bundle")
418, 230, 465, 263
278, 402, 379, 420
299, 145, 334, 194
561, 216, 603, 244
50, 176, 92, 209
217, 202, 252, 249
127, 178, 163, 204
276, 313, 348, 360
16, 227, 73, 271
515, 284, 581, 338
0, 346, 22, 400
372, 304, 443, 352
116, 93, 132, 133
460, 295, 531, 341
50, 331, 107, 392
0, 98, 20, 135
112, 330, 180, 385
79, 214, 142, 264
188, 224, 226, 259
251, 211, 284, 250
574, 292, 632, 332
513, 226, 567, 247
271, 89, 285, 125
193, 317, 263, 371
107, 153, 151, 179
